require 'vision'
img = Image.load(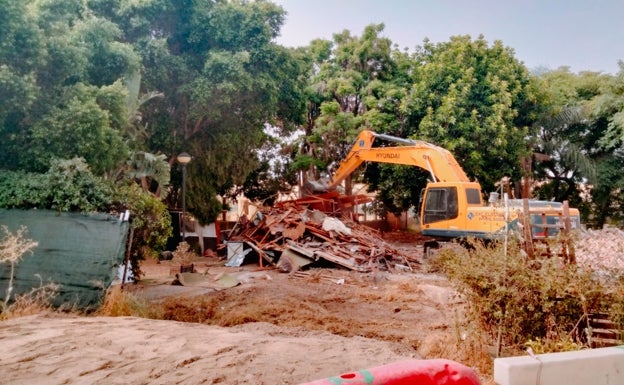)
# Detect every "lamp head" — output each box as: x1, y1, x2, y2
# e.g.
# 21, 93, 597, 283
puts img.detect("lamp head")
177, 152, 192, 165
